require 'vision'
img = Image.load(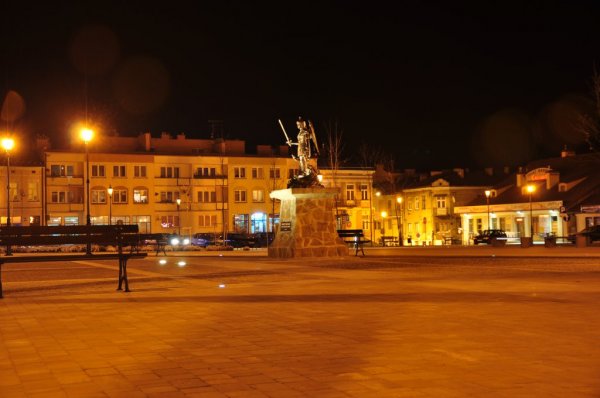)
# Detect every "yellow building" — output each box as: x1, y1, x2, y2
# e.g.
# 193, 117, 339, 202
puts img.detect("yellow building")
0, 165, 44, 226
319, 167, 375, 240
